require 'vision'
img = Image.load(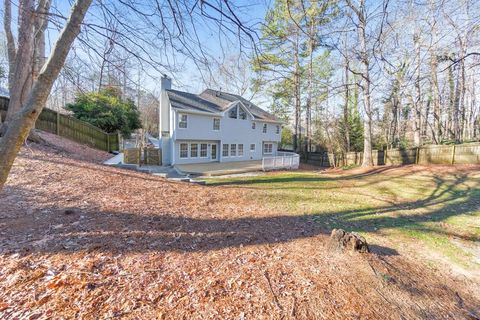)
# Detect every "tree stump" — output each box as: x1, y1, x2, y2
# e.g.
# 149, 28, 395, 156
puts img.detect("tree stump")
329, 229, 369, 253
